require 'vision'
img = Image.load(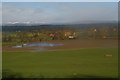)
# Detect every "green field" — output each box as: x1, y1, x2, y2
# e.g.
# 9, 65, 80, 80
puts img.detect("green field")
3, 48, 118, 78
